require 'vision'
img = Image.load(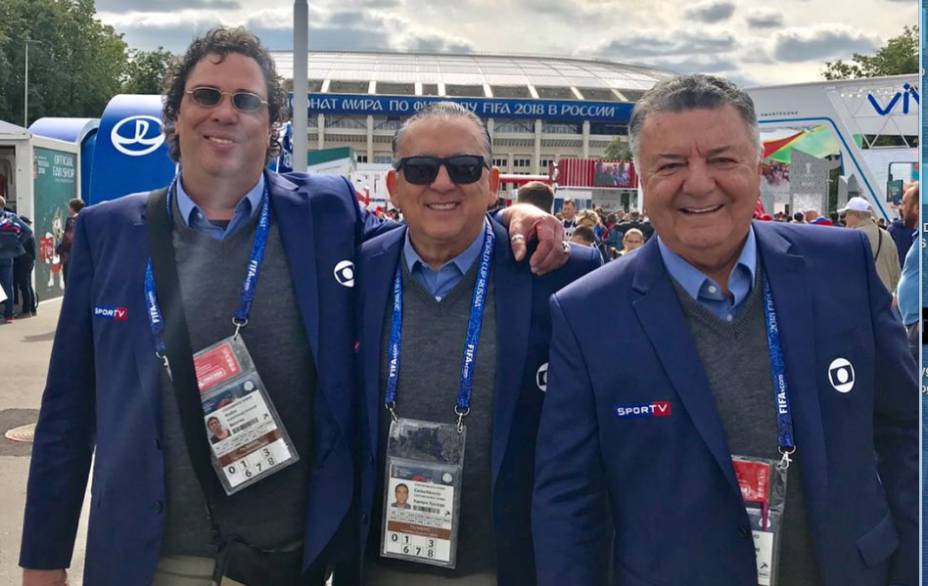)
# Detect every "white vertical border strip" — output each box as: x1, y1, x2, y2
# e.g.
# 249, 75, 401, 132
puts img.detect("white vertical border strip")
920, 1, 925, 582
